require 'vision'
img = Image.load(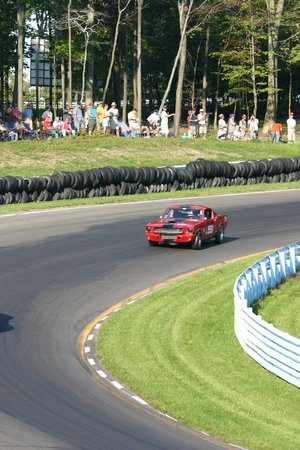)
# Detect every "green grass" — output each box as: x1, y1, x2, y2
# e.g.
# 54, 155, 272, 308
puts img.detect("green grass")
97, 256, 300, 450
1, 134, 300, 177
254, 272, 300, 339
